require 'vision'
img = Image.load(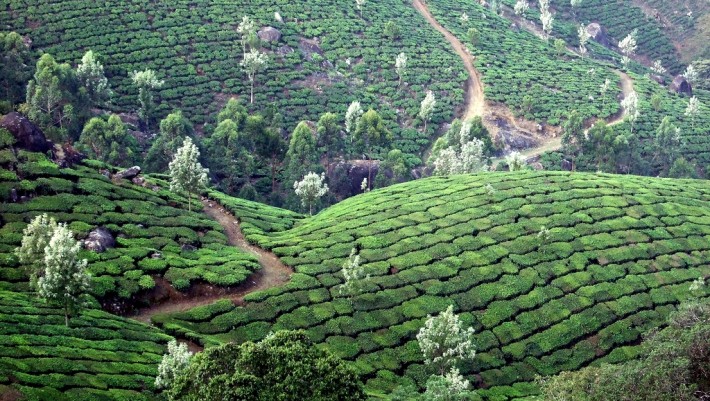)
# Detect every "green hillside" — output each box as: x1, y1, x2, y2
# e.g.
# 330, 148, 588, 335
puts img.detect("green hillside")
0, 144, 258, 303
0, 291, 172, 400
157, 171, 710, 399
